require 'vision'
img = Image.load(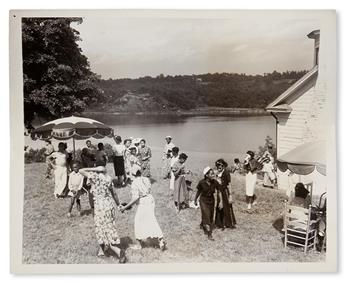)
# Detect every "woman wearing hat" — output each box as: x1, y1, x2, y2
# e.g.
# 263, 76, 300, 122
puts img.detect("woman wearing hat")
243, 150, 259, 209
79, 166, 126, 263
162, 136, 175, 179
214, 159, 236, 229
194, 167, 217, 241
120, 165, 167, 251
